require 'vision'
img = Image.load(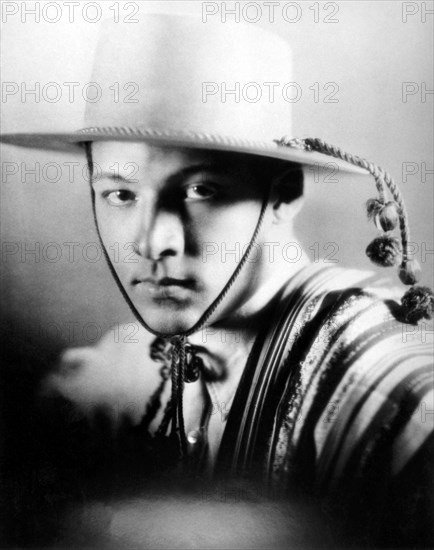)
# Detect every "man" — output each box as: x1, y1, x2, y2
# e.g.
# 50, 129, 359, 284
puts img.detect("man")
2, 10, 433, 547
